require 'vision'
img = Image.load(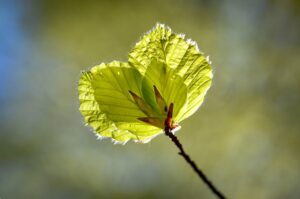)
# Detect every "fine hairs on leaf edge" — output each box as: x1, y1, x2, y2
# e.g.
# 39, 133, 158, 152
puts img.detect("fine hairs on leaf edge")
81, 120, 129, 145
133, 22, 205, 55
86, 123, 165, 145
154, 23, 214, 77
85, 125, 127, 145
133, 131, 164, 144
